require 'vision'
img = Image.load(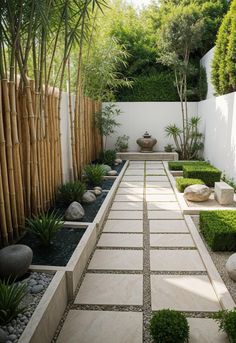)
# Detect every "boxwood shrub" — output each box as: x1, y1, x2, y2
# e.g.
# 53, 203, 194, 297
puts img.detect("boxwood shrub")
200, 210, 236, 251
168, 161, 208, 171
183, 165, 221, 187
176, 178, 205, 192
150, 309, 189, 343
